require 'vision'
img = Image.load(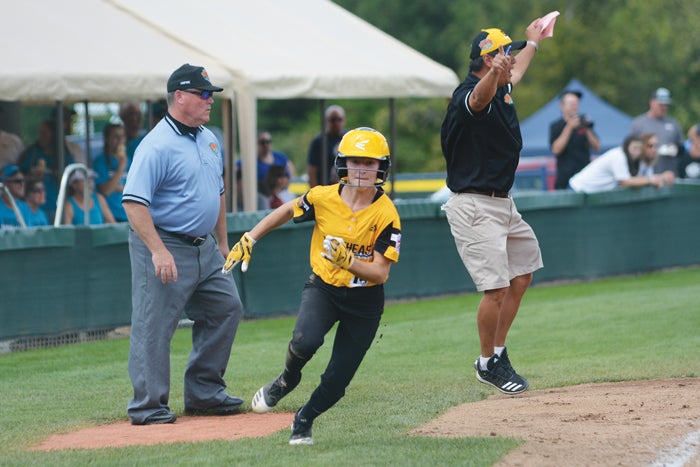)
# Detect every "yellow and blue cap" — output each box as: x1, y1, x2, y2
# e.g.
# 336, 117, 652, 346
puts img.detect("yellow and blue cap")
470, 28, 526, 59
